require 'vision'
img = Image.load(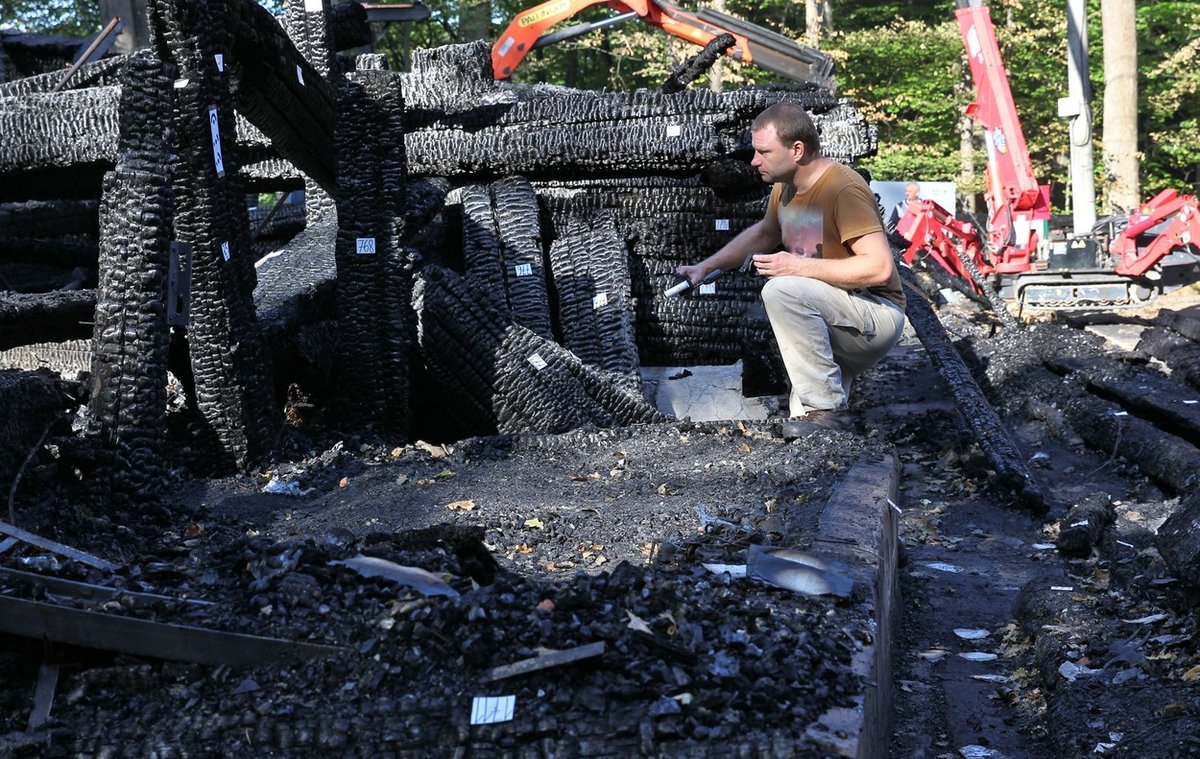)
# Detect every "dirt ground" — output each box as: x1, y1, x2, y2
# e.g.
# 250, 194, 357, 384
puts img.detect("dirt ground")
876, 286, 1200, 759
4, 286, 1200, 757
